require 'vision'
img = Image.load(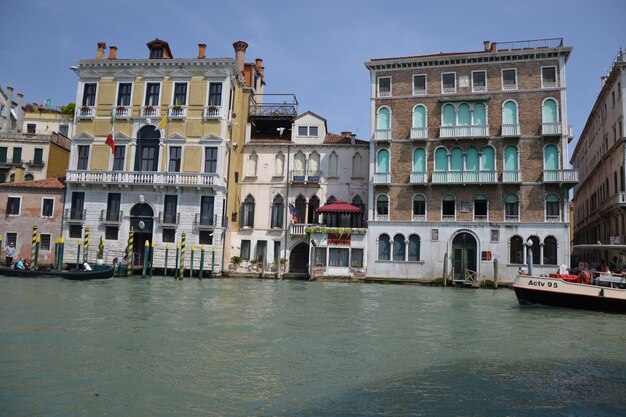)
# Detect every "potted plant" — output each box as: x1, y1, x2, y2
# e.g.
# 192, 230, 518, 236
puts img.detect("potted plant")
280, 258, 287, 273
231, 256, 242, 270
